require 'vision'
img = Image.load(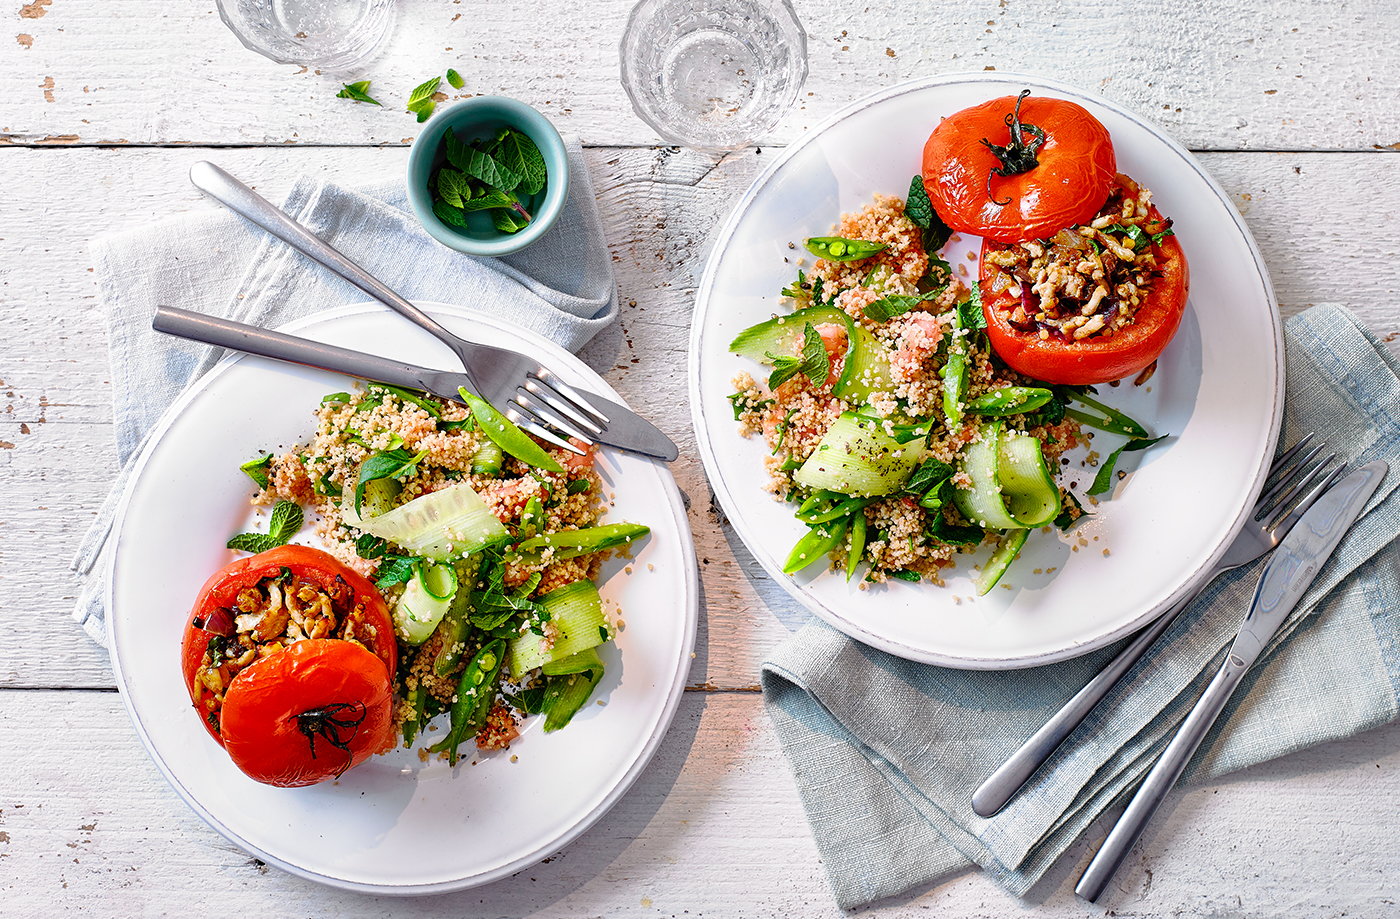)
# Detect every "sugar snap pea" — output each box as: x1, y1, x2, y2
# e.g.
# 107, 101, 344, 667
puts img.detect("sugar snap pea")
782, 517, 848, 575
458, 387, 564, 473
431, 638, 506, 764
966, 386, 1054, 416
804, 236, 887, 262
514, 522, 650, 560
